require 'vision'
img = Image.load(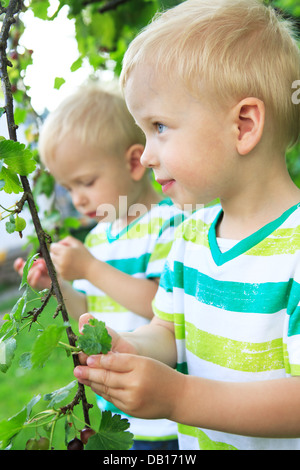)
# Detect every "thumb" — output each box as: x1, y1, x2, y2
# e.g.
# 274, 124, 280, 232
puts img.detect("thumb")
79, 313, 95, 333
